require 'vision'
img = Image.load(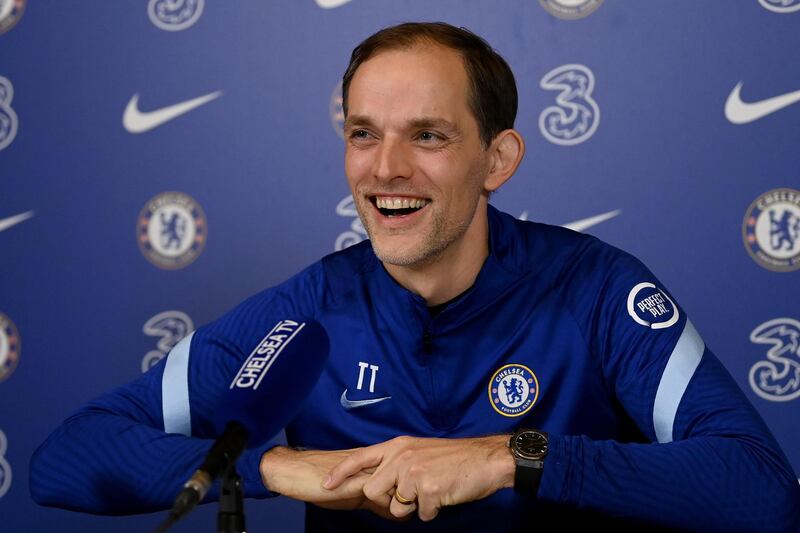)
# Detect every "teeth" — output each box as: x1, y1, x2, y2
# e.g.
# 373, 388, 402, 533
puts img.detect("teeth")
374, 196, 429, 209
